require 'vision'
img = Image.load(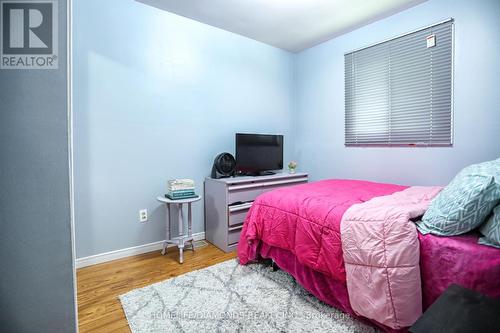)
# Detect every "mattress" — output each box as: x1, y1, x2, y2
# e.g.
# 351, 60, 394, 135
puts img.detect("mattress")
238, 180, 500, 331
